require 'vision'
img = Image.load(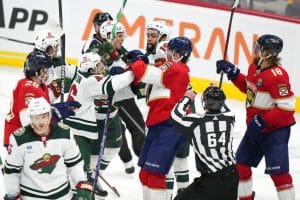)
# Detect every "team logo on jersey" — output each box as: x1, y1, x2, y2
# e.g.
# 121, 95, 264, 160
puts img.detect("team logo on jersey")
278, 84, 288, 96
246, 81, 257, 107
30, 153, 60, 174
13, 127, 25, 136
